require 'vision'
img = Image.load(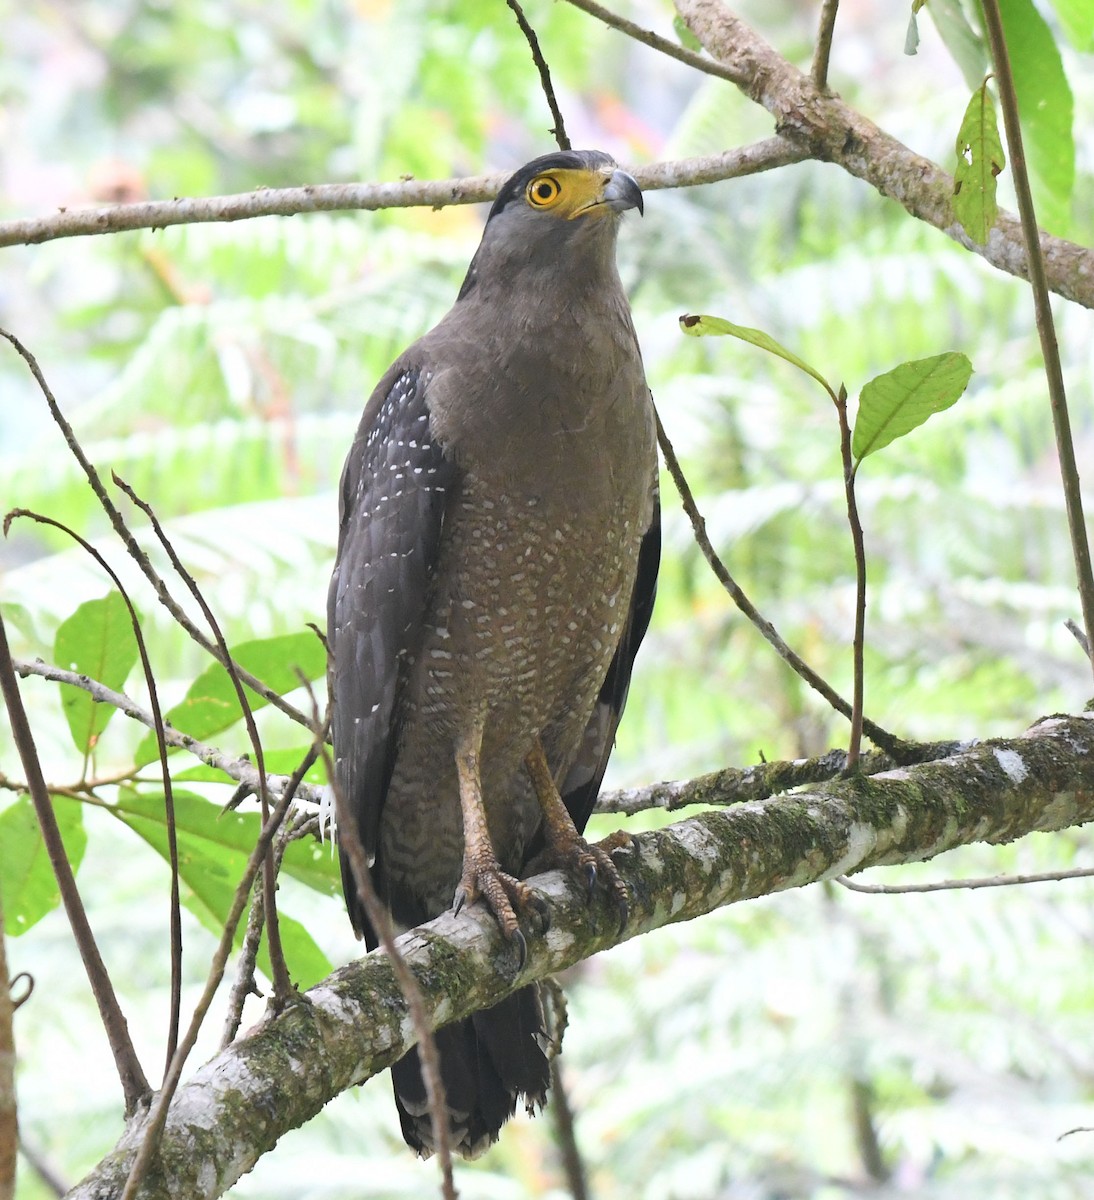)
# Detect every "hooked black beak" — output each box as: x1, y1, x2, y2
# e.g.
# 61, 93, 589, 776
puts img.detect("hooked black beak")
602, 169, 644, 216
